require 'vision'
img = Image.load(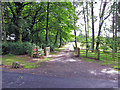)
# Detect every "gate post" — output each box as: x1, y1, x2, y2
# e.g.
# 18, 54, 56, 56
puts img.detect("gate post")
97, 50, 100, 60
86, 49, 88, 57
44, 47, 50, 56
77, 47, 80, 57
